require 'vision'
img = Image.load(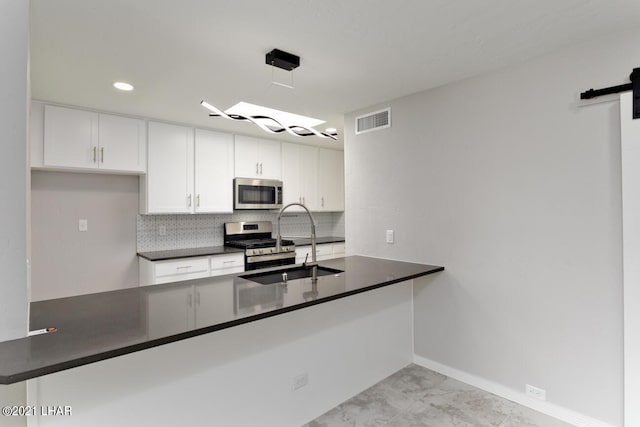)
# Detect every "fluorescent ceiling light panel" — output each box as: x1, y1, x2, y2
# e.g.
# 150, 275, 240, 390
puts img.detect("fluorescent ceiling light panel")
225, 102, 325, 129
